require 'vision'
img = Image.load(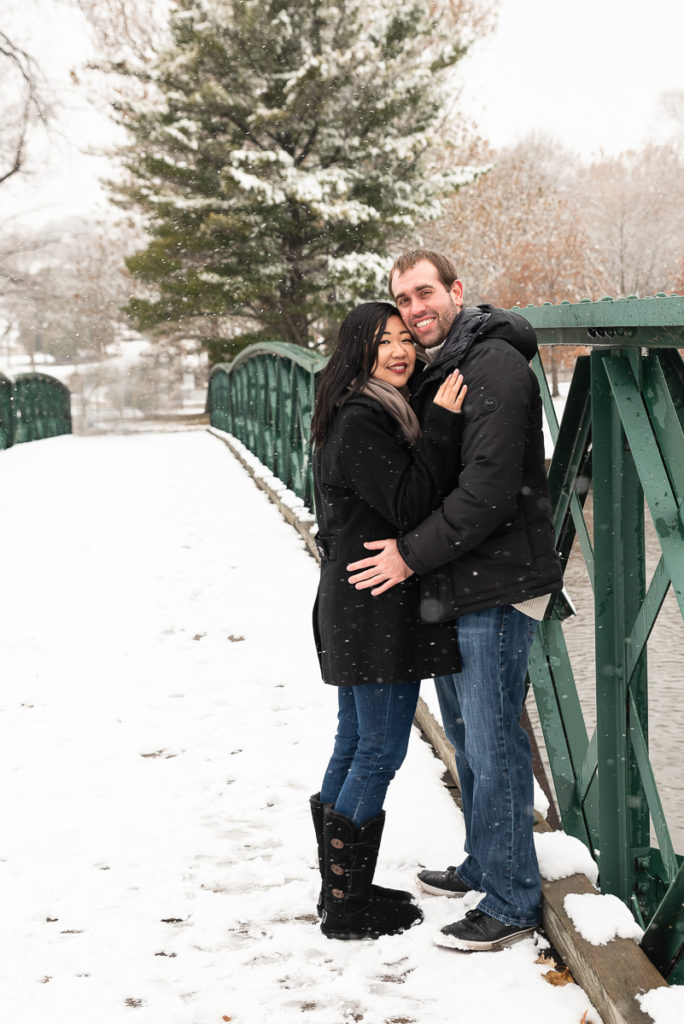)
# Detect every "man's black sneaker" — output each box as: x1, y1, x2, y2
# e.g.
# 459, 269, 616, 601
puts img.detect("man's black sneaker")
416, 866, 472, 898
435, 908, 538, 951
